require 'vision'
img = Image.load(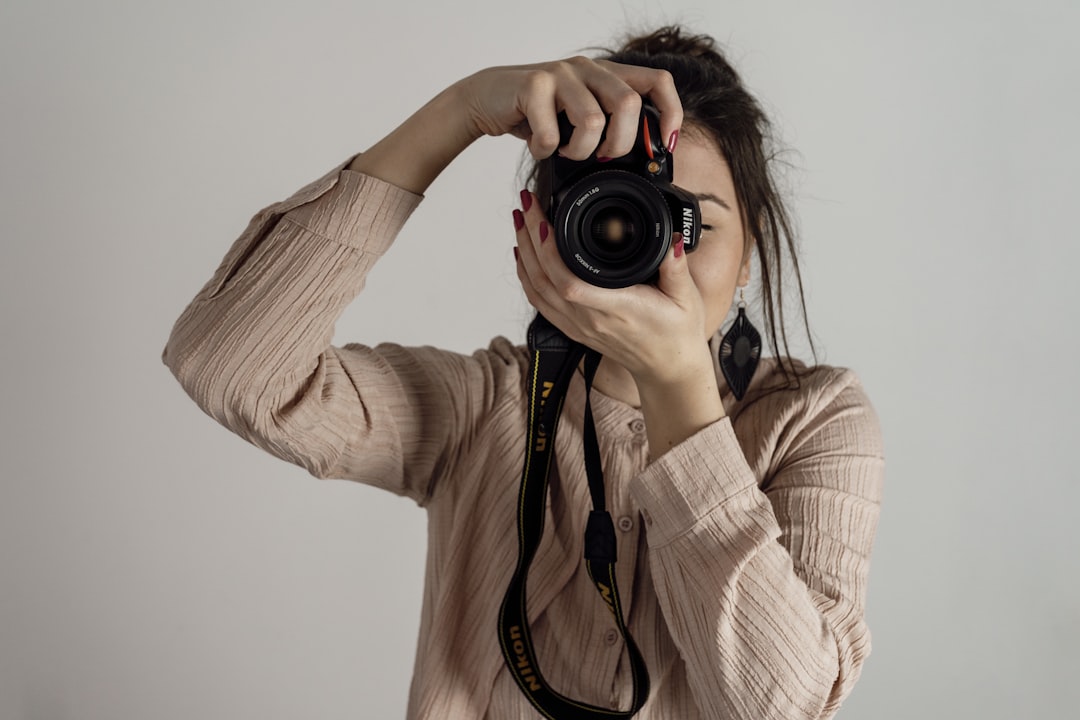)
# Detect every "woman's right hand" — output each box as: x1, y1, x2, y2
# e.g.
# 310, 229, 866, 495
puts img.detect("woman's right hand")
350, 56, 682, 195
454, 56, 684, 161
